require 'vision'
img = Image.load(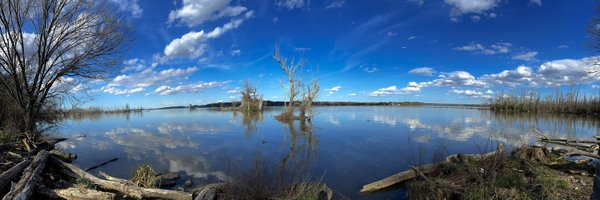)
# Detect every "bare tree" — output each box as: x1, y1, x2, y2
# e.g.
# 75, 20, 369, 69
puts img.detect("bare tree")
0, 0, 129, 140
273, 46, 320, 121
299, 78, 319, 121
273, 46, 302, 116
